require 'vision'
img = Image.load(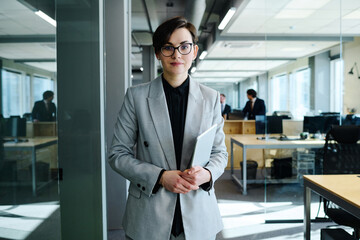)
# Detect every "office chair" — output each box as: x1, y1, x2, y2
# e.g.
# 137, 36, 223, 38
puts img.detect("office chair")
323, 125, 360, 239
